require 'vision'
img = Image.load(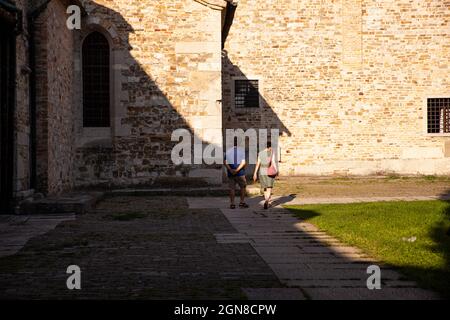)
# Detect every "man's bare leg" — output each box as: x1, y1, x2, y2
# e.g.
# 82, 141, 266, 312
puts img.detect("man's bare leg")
230, 188, 235, 206
240, 187, 246, 203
